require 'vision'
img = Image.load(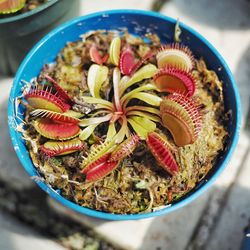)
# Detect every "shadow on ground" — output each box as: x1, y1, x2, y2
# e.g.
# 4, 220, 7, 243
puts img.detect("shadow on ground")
165, 0, 250, 30
0, 176, 120, 249
0, 95, 33, 189
138, 185, 250, 250
0, 211, 53, 250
